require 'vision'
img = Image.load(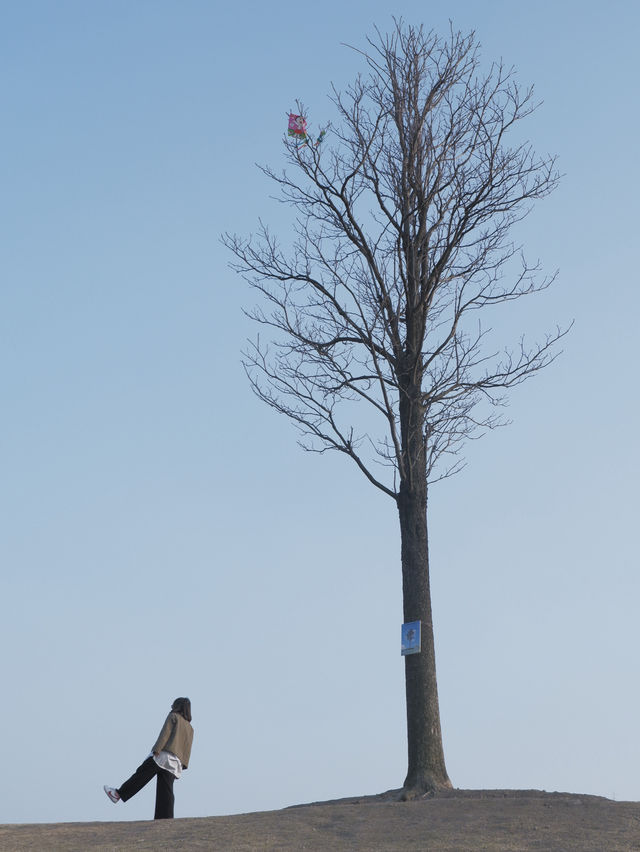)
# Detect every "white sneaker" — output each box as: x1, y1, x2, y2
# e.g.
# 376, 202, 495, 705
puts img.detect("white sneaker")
104, 785, 121, 803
